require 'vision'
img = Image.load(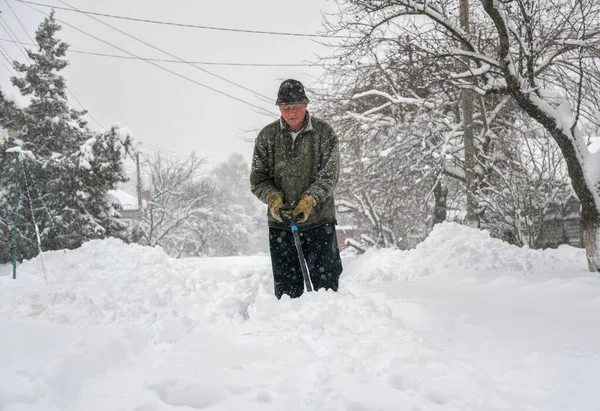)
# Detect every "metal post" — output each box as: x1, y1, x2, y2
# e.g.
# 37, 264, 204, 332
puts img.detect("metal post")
12, 152, 21, 280
136, 151, 142, 209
